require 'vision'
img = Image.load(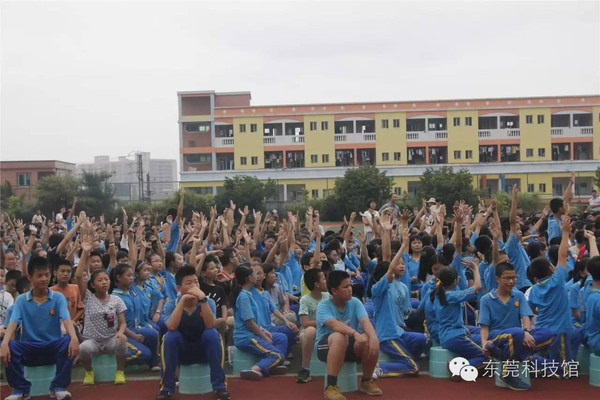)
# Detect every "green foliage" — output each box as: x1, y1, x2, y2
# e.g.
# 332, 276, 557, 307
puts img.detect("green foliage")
595, 166, 600, 190
1, 180, 14, 210
74, 172, 116, 217
418, 166, 484, 208
35, 175, 79, 215
158, 190, 215, 221
214, 176, 277, 214
493, 191, 543, 215
6, 195, 36, 220
333, 165, 394, 216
